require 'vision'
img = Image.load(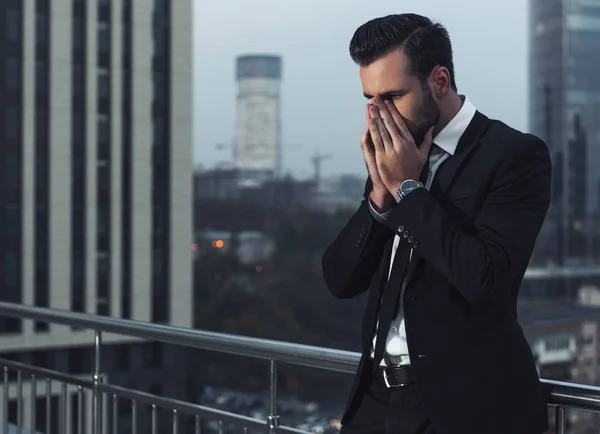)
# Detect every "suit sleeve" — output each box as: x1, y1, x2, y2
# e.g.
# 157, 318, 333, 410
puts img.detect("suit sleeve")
321, 176, 394, 299
382, 136, 551, 305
